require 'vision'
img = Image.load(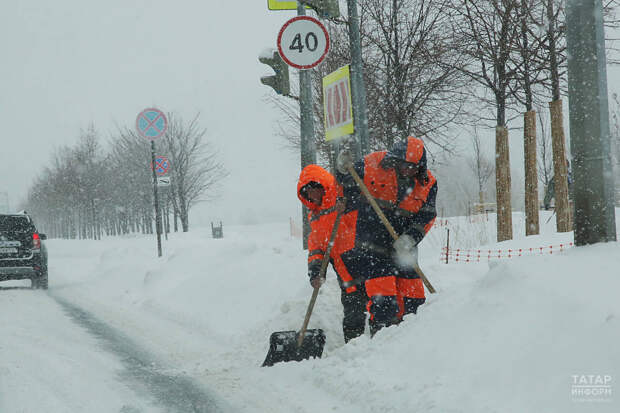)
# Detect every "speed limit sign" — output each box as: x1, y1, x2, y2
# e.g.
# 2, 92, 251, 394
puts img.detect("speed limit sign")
277, 16, 330, 70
